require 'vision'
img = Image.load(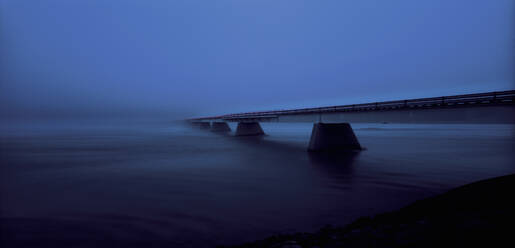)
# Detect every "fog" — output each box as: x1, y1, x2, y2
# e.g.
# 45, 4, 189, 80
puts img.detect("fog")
1, 0, 513, 120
